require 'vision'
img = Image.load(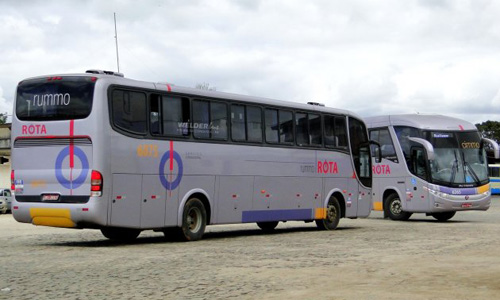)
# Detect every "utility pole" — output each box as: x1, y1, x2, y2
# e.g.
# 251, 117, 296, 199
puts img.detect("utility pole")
114, 12, 120, 73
